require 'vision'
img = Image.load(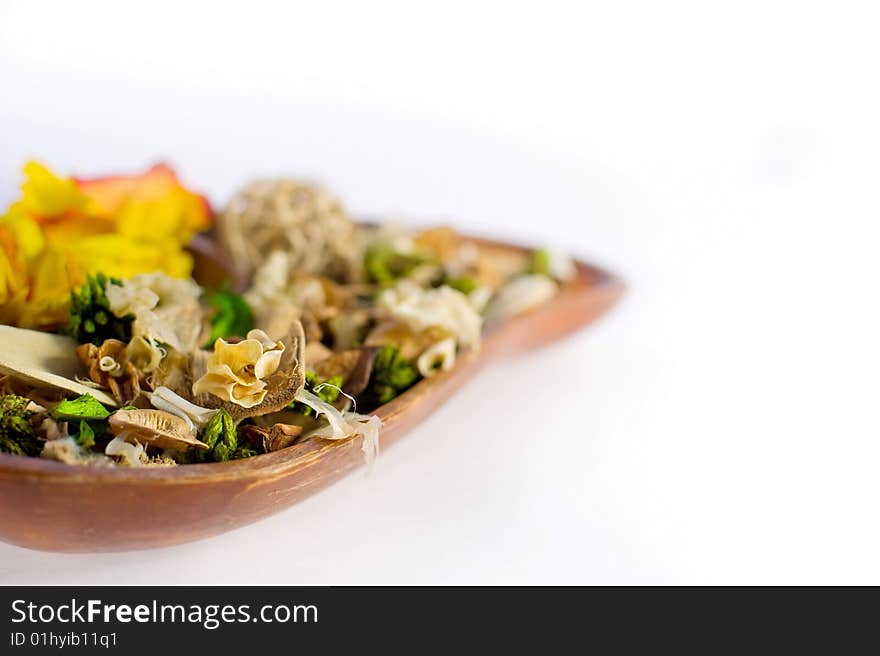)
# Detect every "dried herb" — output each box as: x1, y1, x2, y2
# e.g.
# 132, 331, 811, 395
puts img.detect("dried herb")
0, 394, 41, 456
368, 345, 419, 405
65, 273, 134, 345
364, 244, 428, 285
74, 420, 96, 449
441, 274, 478, 295
199, 408, 237, 462
231, 445, 260, 459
